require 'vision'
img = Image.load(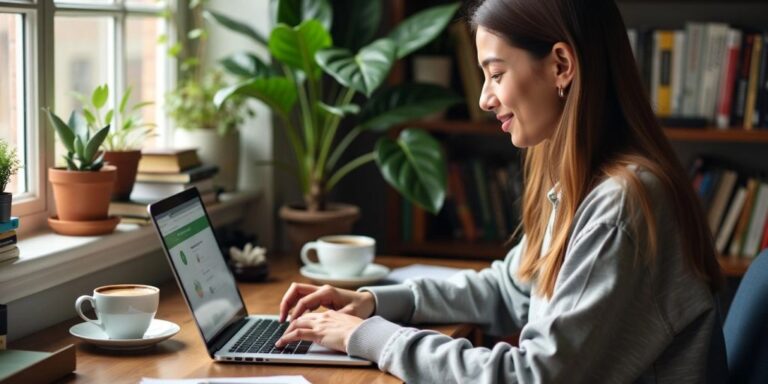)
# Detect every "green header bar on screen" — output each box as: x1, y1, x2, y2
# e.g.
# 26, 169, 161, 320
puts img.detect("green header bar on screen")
164, 215, 208, 249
